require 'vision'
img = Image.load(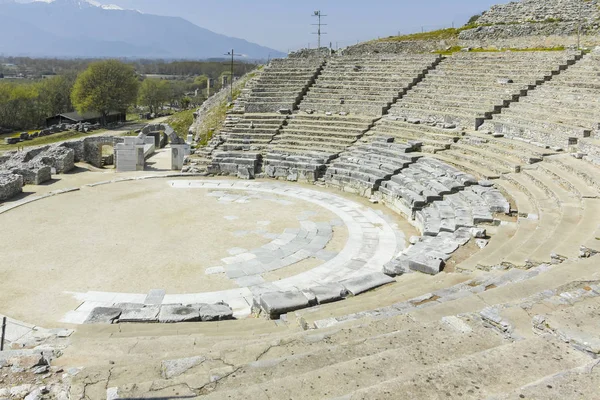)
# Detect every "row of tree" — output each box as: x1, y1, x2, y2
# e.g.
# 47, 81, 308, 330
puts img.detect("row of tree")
0, 60, 238, 130
0, 56, 258, 80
